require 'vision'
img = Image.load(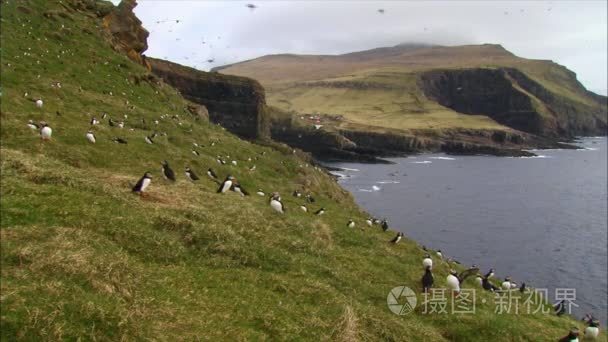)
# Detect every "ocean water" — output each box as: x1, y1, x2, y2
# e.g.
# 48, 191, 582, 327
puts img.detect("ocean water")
327, 137, 607, 324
